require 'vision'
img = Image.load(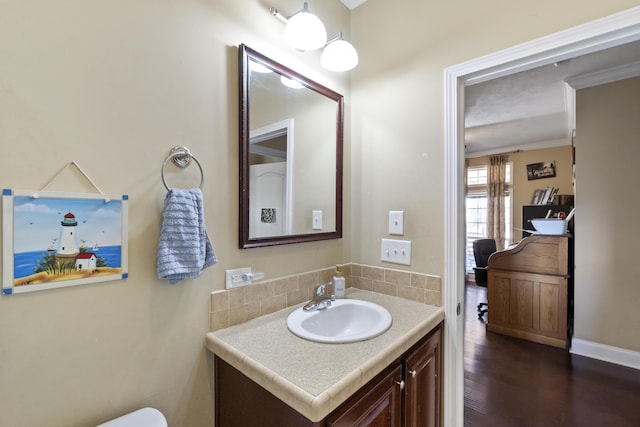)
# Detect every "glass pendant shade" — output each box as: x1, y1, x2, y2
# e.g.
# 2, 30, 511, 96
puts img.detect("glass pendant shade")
321, 37, 359, 72
283, 3, 327, 51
